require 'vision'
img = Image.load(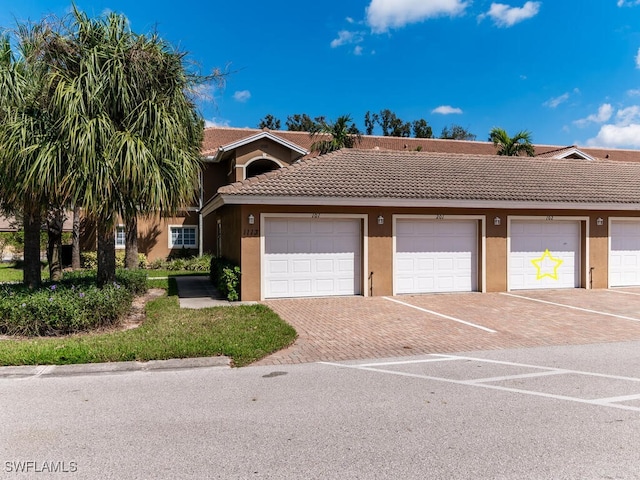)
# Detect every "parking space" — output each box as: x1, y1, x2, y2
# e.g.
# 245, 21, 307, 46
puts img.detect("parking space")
257, 289, 640, 365
322, 353, 640, 413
